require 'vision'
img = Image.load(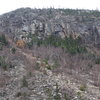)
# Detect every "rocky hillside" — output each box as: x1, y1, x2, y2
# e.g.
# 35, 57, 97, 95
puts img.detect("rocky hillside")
0, 8, 100, 100
0, 8, 100, 45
